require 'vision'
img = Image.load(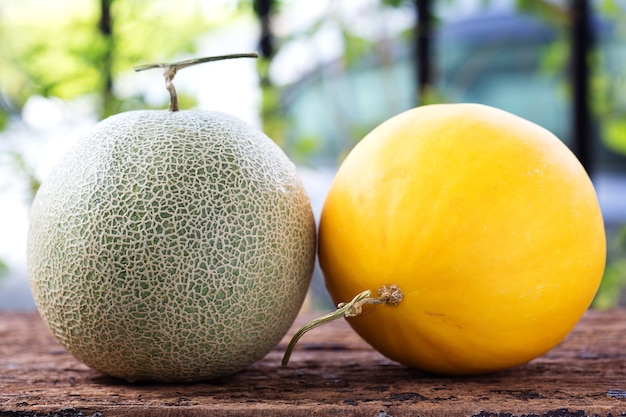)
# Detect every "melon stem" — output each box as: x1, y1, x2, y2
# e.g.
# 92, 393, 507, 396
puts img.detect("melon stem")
281, 284, 404, 367
134, 52, 259, 112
